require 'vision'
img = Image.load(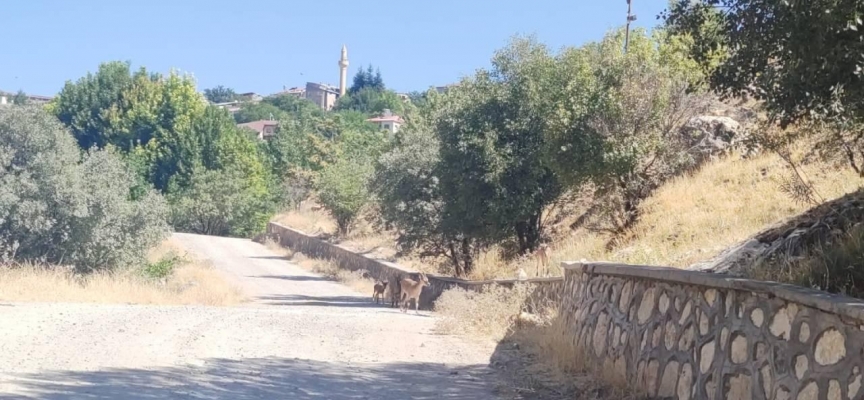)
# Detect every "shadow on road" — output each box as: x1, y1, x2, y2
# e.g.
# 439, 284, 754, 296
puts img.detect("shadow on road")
246, 255, 290, 261
255, 294, 382, 309
3, 357, 502, 400
247, 274, 330, 282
